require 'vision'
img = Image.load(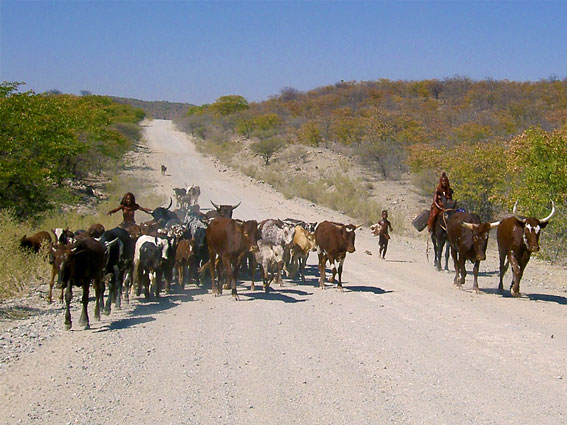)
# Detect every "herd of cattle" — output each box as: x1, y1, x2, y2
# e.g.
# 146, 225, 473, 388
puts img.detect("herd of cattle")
19, 185, 358, 330
18, 183, 556, 331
